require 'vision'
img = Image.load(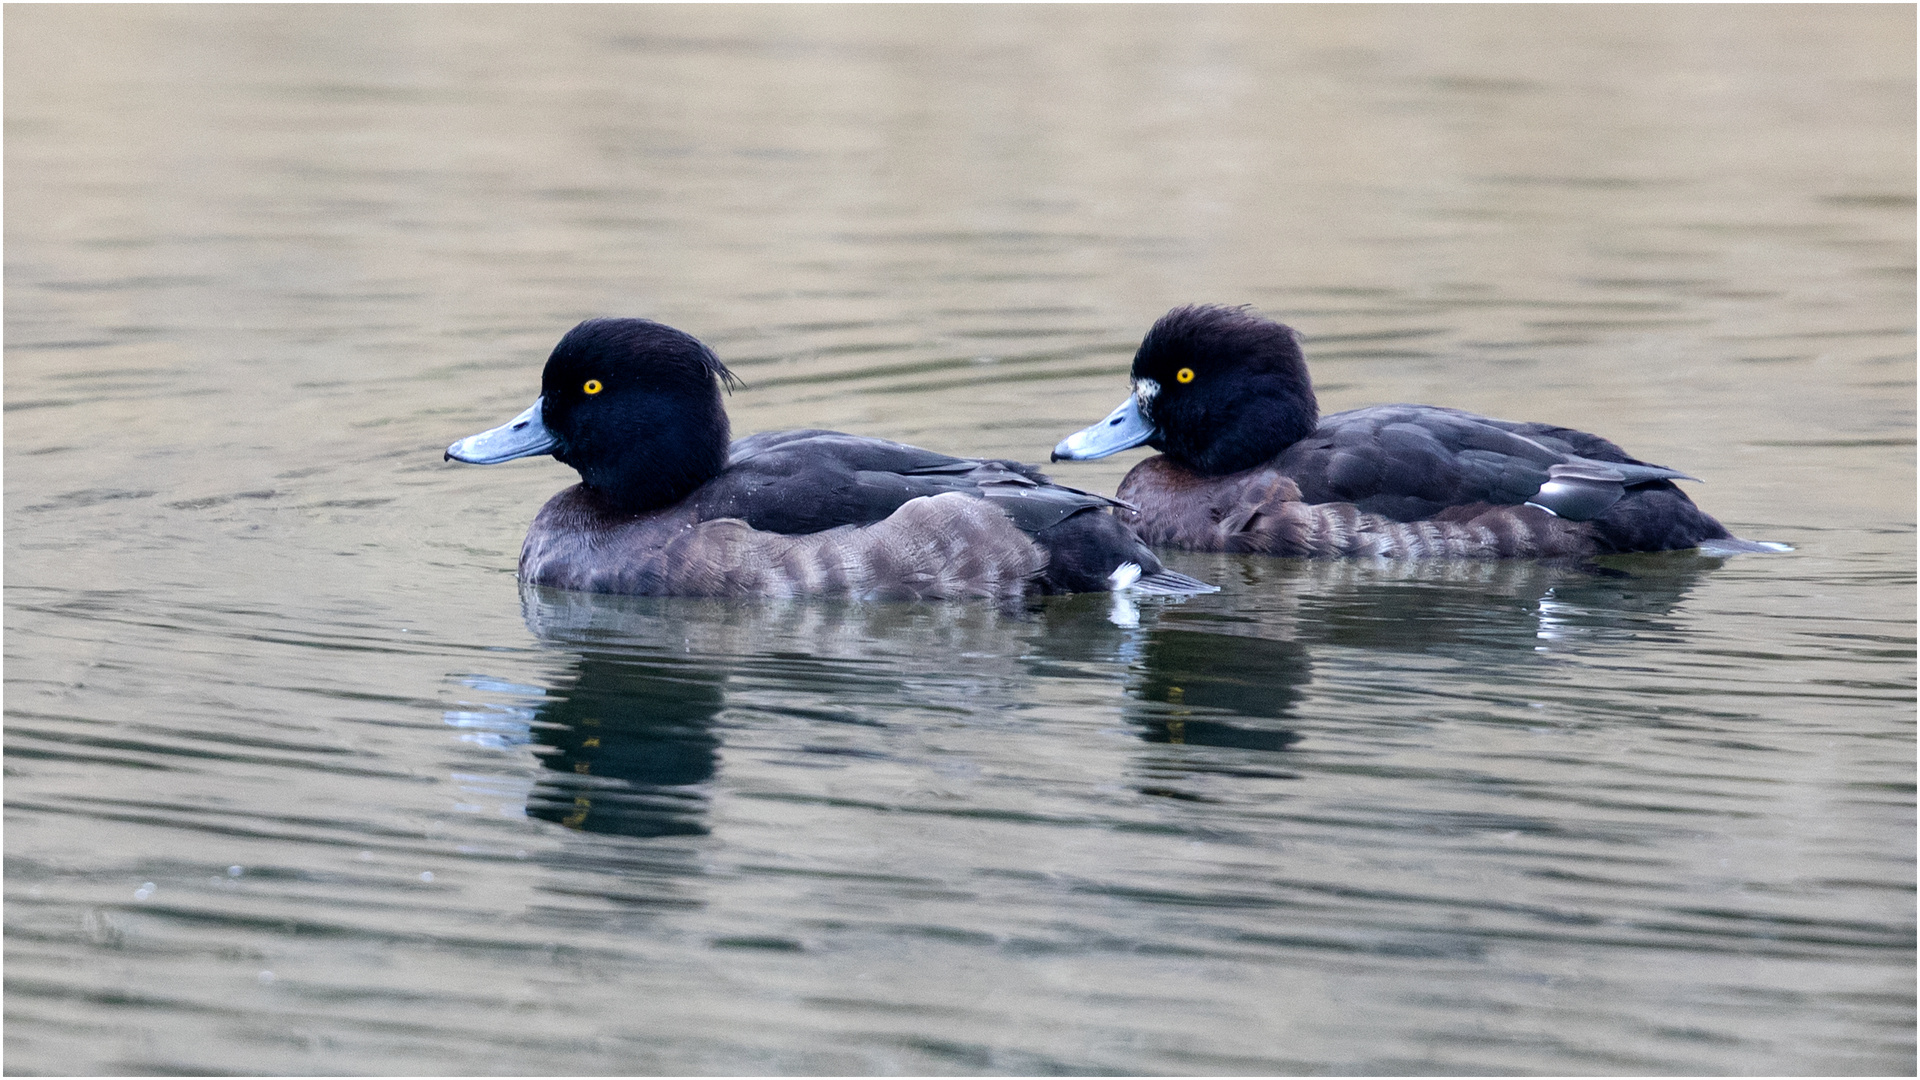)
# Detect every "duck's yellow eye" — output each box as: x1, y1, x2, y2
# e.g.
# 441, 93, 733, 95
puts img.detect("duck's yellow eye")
583, 379, 603, 395
1176, 367, 1195, 384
